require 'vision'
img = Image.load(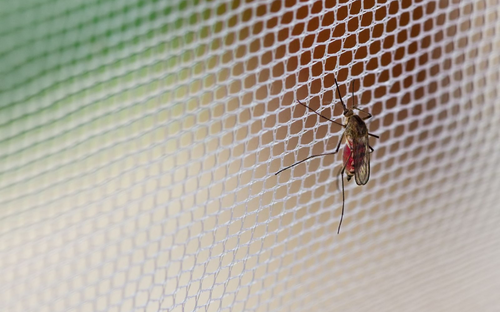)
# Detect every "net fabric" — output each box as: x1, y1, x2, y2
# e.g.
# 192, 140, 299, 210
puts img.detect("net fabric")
1, 0, 500, 311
